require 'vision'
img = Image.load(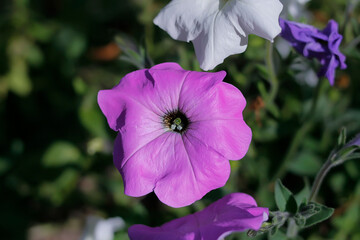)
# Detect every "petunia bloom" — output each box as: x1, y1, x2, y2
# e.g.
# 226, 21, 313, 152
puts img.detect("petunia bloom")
345, 133, 360, 148
98, 62, 251, 208
128, 193, 268, 240
154, 0, 283, 71
280, 0, 310, 20
81, 216, 125, 240
279, 18, 347, 85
